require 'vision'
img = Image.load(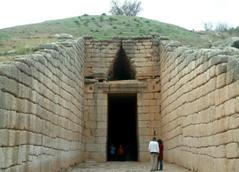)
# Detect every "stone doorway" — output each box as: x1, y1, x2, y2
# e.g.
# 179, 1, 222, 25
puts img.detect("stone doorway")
107, 93, 138, 161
